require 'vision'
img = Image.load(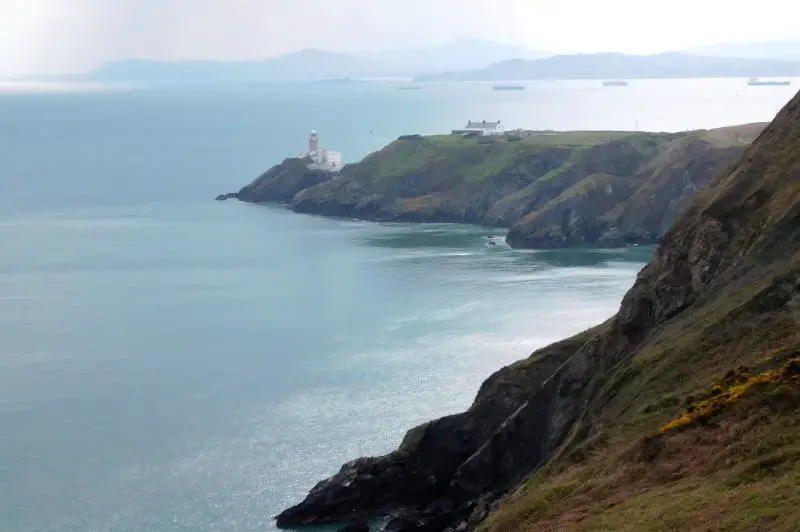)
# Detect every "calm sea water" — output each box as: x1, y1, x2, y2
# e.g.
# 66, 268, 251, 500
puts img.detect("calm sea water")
0, 79, 795, 531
